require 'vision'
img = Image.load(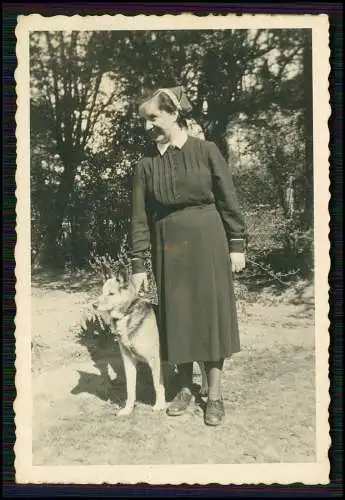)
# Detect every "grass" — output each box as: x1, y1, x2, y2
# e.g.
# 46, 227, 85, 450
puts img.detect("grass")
31, 269, 316, 465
